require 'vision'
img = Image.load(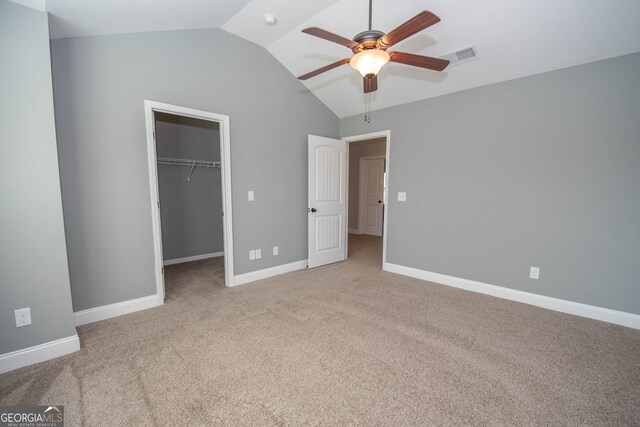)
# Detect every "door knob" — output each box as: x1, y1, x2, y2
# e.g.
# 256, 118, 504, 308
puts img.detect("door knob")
311, 208, 317, 212
378, 200, 382, 203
